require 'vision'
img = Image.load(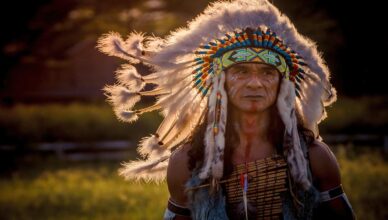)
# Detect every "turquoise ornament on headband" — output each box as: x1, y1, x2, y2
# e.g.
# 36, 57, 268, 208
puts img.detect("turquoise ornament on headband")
214, 47, 290, 79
